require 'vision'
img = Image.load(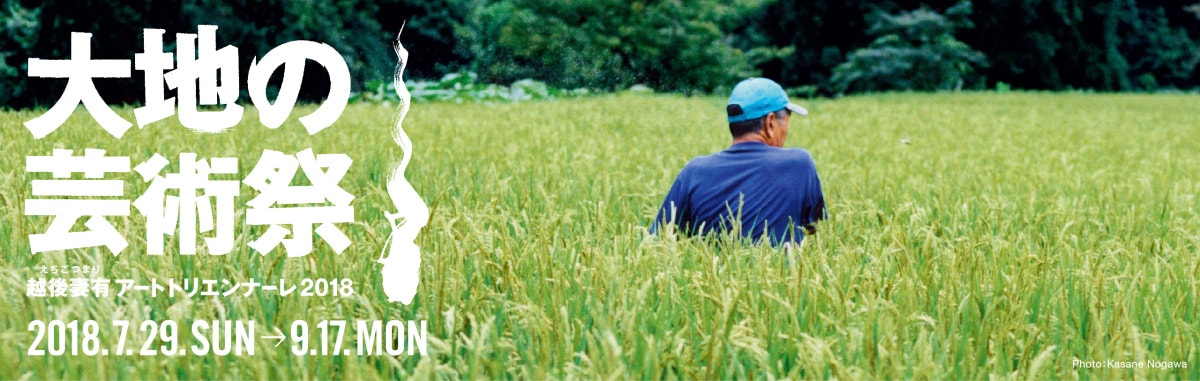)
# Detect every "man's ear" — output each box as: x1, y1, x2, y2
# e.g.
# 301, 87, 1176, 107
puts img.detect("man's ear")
761, 113, 776, 138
